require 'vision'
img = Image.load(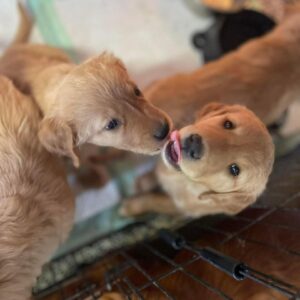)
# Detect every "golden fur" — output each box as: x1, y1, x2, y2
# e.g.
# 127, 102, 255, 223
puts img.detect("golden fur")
121, 103, 274, 217
119, 3, 300, 218
146, 4, 300, 129
0, 76, 74, 300
0, 5, 172, 168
